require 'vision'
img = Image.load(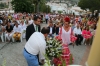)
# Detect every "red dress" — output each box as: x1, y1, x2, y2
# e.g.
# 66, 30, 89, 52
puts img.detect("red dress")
53, 44, 73, 66
53, 31, 77, 66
